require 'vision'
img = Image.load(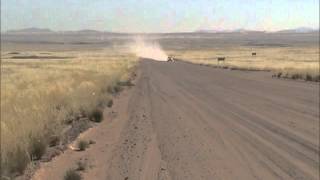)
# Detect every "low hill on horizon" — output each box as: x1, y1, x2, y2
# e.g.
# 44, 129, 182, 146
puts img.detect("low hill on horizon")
4, 27, 319, 35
